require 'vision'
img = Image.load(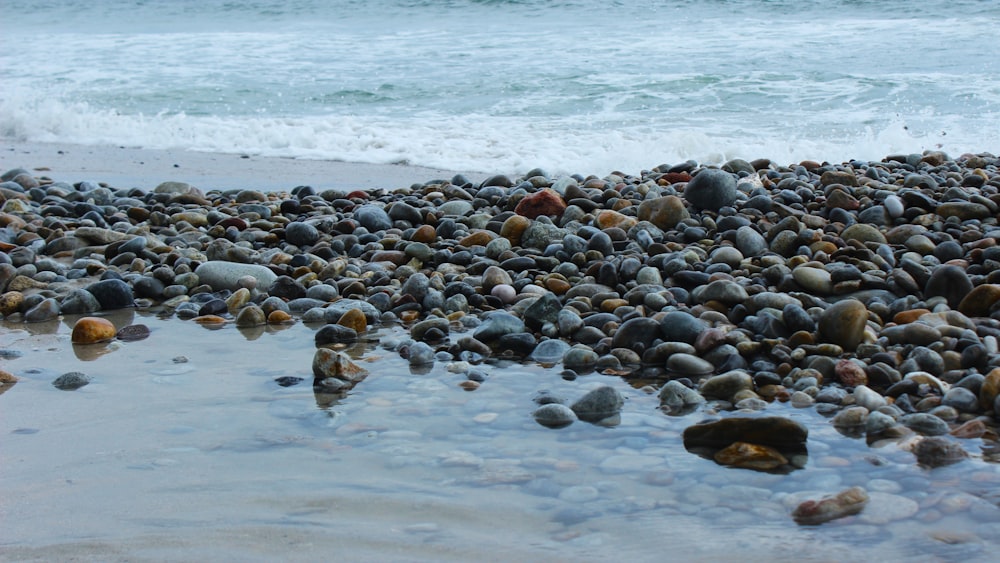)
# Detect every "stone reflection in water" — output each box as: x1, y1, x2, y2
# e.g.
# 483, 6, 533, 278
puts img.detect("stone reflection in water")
236, 324, 266, 341
72, 340, 119, 361
313, 382, 347, 410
